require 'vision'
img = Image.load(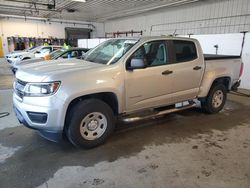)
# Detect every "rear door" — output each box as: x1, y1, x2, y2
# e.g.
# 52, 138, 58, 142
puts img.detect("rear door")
170, 40, 204, 103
